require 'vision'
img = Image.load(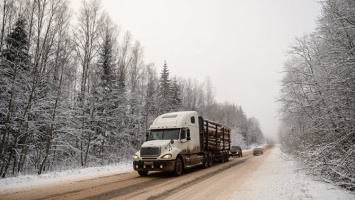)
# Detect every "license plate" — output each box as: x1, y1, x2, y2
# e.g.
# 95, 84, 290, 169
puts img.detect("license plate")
144, 161, 153, 165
